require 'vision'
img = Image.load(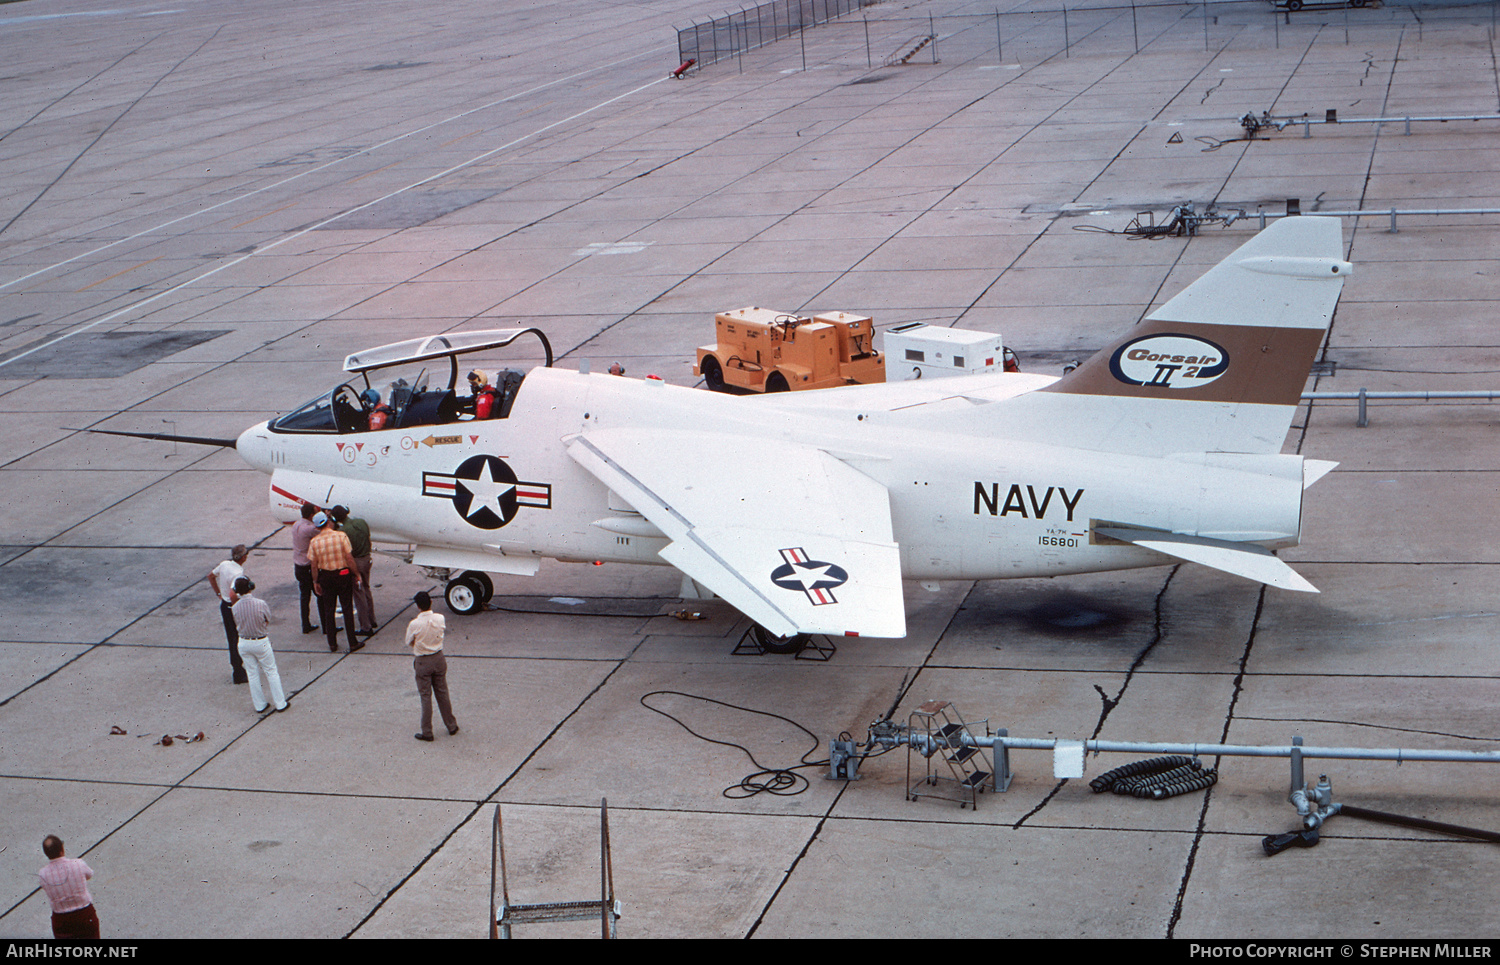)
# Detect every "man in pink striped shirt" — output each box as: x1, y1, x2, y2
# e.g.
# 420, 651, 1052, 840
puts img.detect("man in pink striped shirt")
37, 835, 99, 939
